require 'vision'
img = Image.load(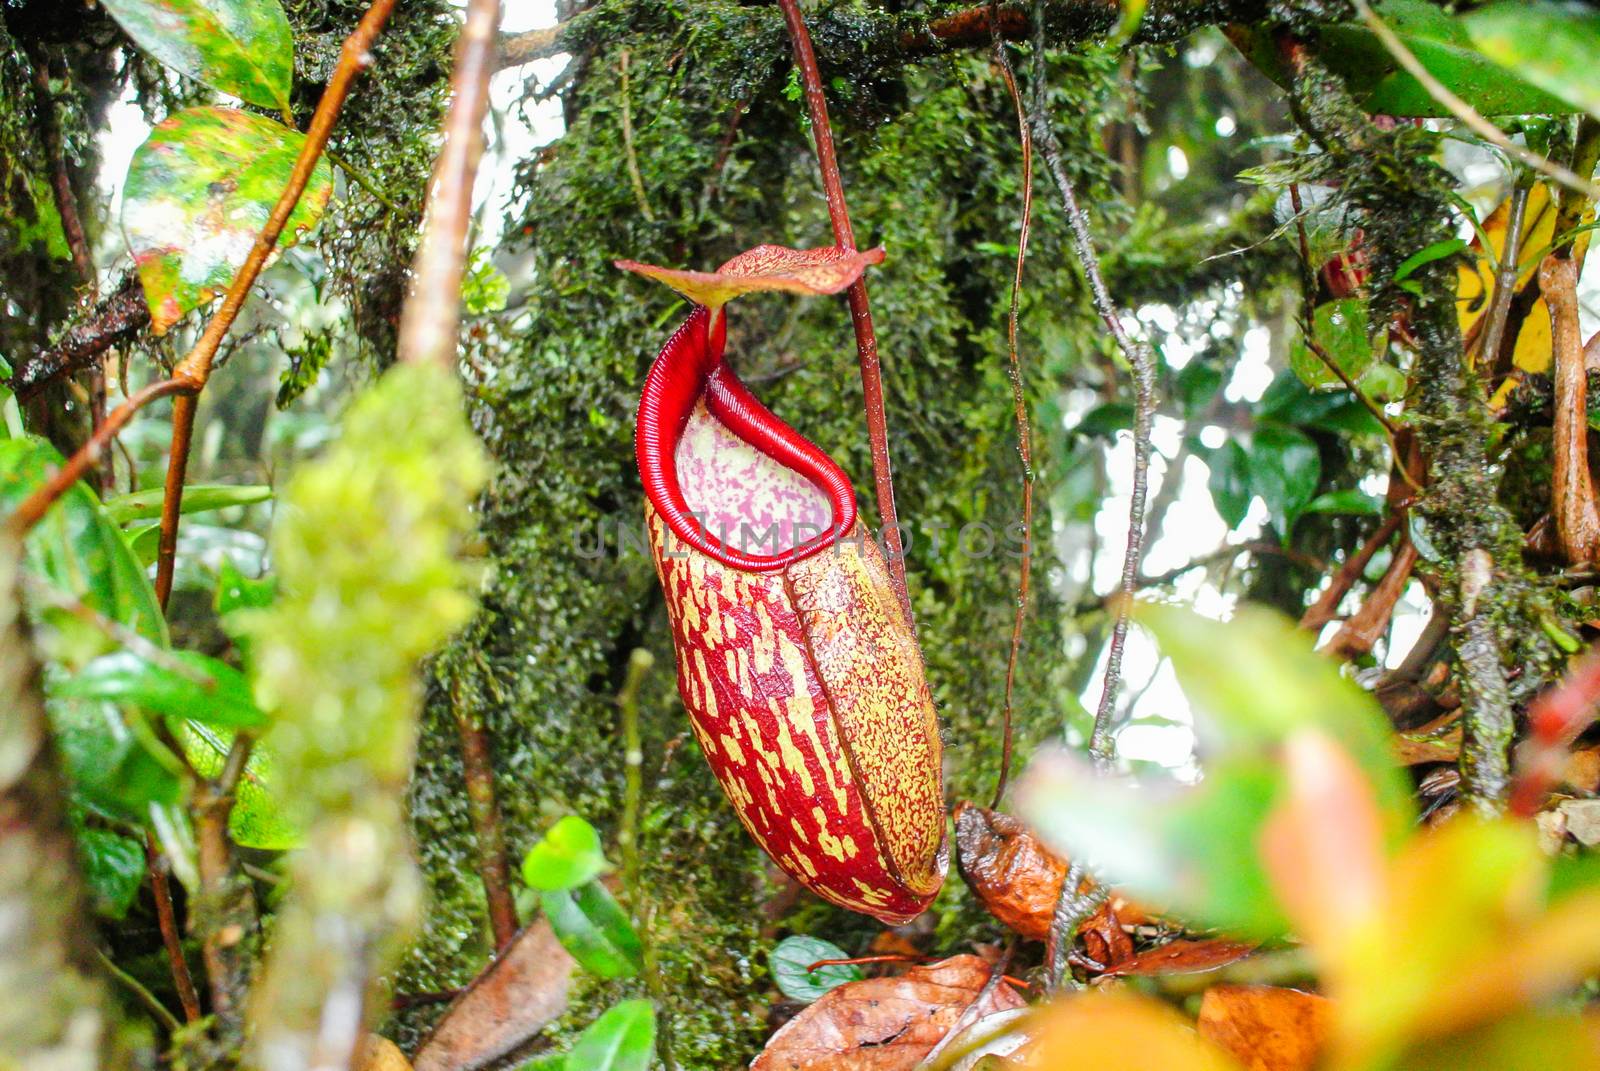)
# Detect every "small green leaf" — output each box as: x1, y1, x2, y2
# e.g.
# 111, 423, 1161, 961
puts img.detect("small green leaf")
542, 882, 642, 979
56, 650, 266, 729
1465, 1, 1600, 121
1248, 424, 1321, 538
1175, 362, 1225, 419
522, 815, 611, 892
463, 248, 511, 315
100, 0, 294, 111
1075, 402, 1134, 440
770, 935, 862, 1003
566, 1000, 655, 1071
123, 106, 334, 334
104, 483, 272, 525
1393, 238, 1467, 282
1303, 489, 1384, 517
50, 699, 183, 821
77, 828, 147, 919
1205, 439, 1252, 529
1290, 299, 1380, 393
